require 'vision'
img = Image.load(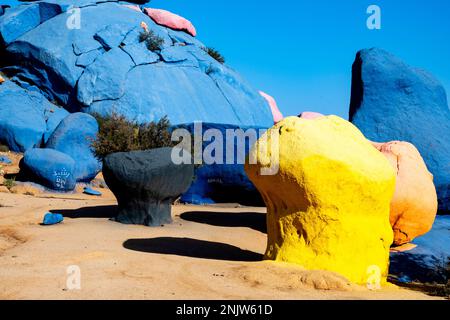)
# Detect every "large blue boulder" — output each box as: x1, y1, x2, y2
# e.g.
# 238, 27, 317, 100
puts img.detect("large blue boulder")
21, 148, 76, 191
1, 1, 273, 127
46, 112, 101, 182
0, 80, 67, 152
175, 123, 267, 205
349, 48, 450, 213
